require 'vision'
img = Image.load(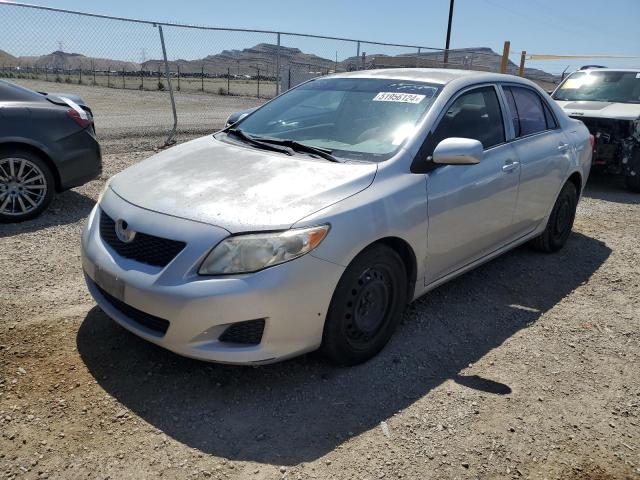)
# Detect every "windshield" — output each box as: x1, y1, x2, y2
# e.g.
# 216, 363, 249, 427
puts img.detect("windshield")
233, 77, 440, 161
553, 71, 640, 103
